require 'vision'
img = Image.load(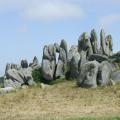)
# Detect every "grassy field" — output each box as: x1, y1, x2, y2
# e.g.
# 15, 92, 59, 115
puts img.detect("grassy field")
0, 80, 120, 120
